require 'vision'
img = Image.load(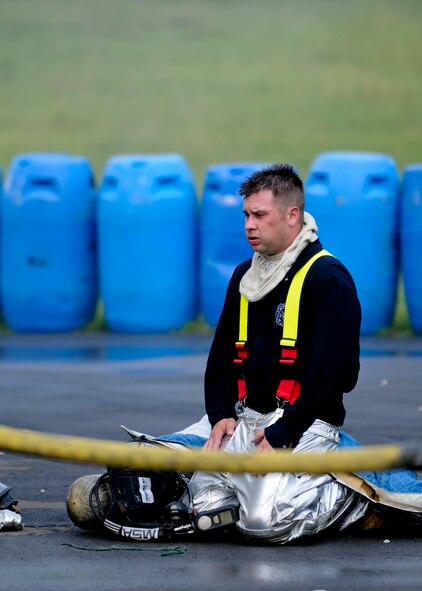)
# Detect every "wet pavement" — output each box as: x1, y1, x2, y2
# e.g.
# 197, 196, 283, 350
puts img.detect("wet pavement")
0, 333, 421, 591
